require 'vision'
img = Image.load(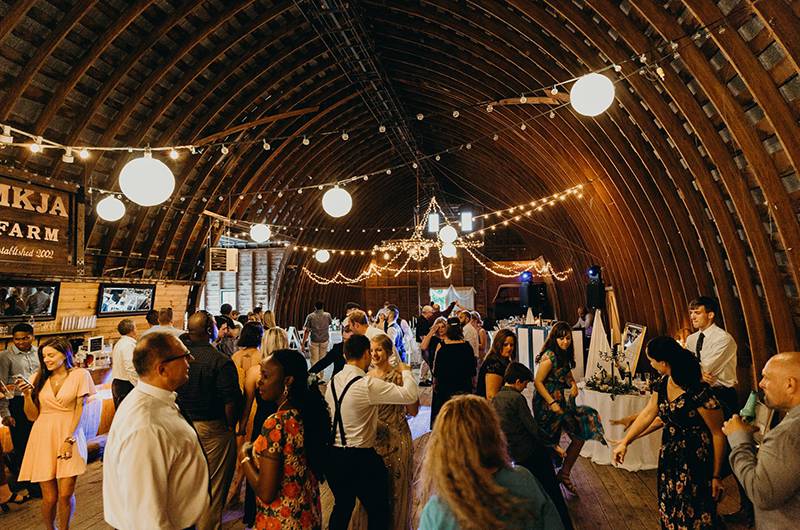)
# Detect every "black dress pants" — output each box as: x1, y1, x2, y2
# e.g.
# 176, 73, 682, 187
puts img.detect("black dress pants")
8, 396, 39, 495
518, 451, 573, 530
111, 379, 135, 410
327, 446, 390, 530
